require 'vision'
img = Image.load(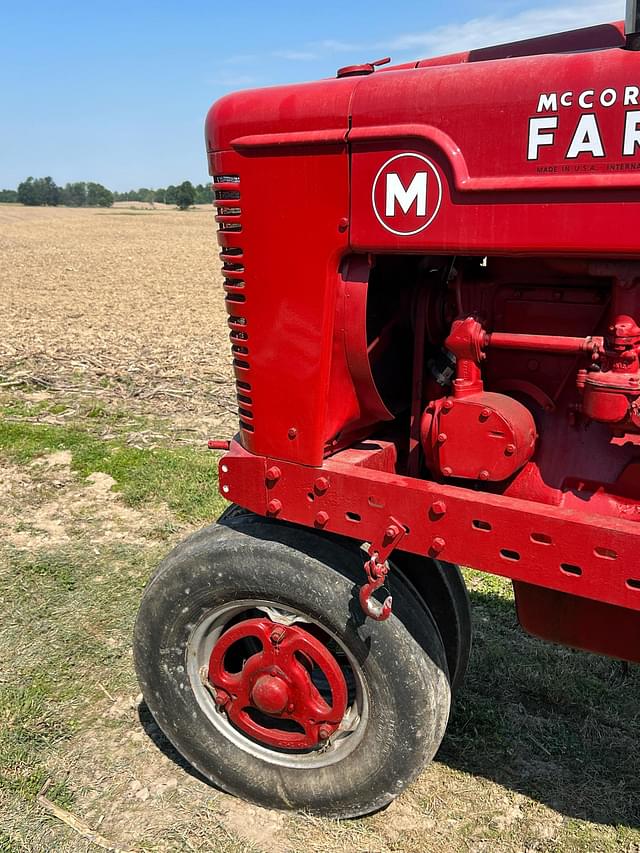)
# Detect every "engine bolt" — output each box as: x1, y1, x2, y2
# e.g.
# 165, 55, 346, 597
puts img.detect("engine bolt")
265, 465, 281, 484
505, 444, 515, 456
442, 466, 453, 477
267, 499, 282, 515
431, 500, 447, 517
315, 511, 329, 527
431, 536, 446, 554
480, 408, 490, 421
443, 399, 454, 411
479, 469, 490, 480
288, 427, 297, 440
314, 476, 330, 494
437, 432, 447, 444
385, 524, 400, 540
318, 725, 332, 740
270, 627, 286, 645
